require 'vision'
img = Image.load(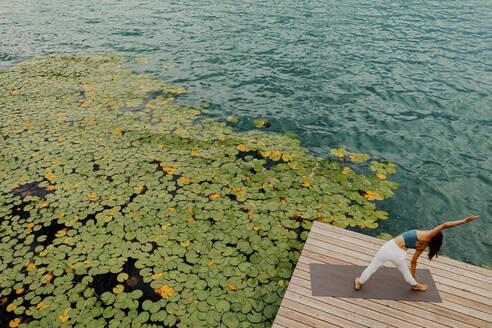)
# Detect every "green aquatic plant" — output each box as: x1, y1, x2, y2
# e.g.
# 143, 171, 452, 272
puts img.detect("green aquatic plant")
376, 232, 394, 241
252, 119, 268, 128
0, 53, 398, 327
